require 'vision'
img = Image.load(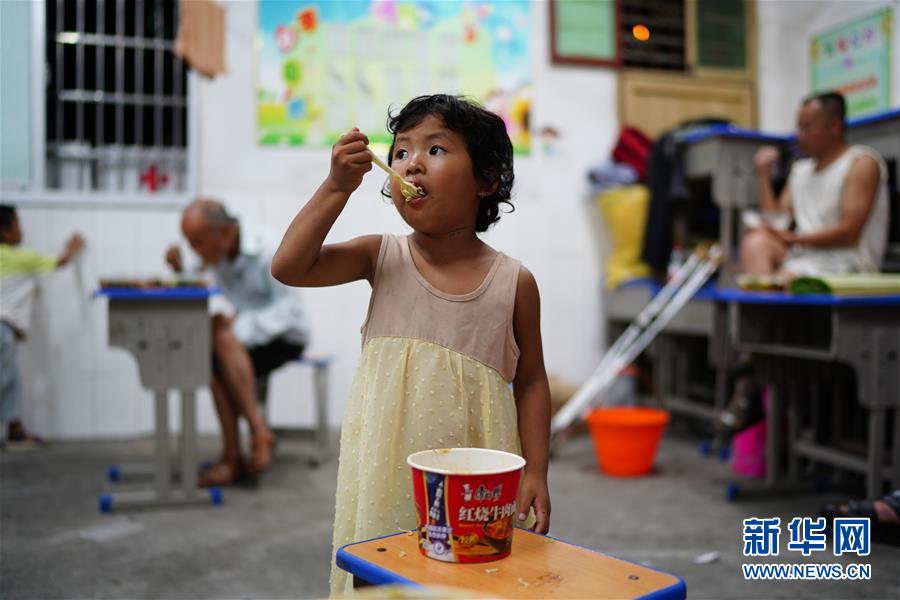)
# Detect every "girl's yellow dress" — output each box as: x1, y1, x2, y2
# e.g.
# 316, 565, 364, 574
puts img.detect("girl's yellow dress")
330, 235, 525, 596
